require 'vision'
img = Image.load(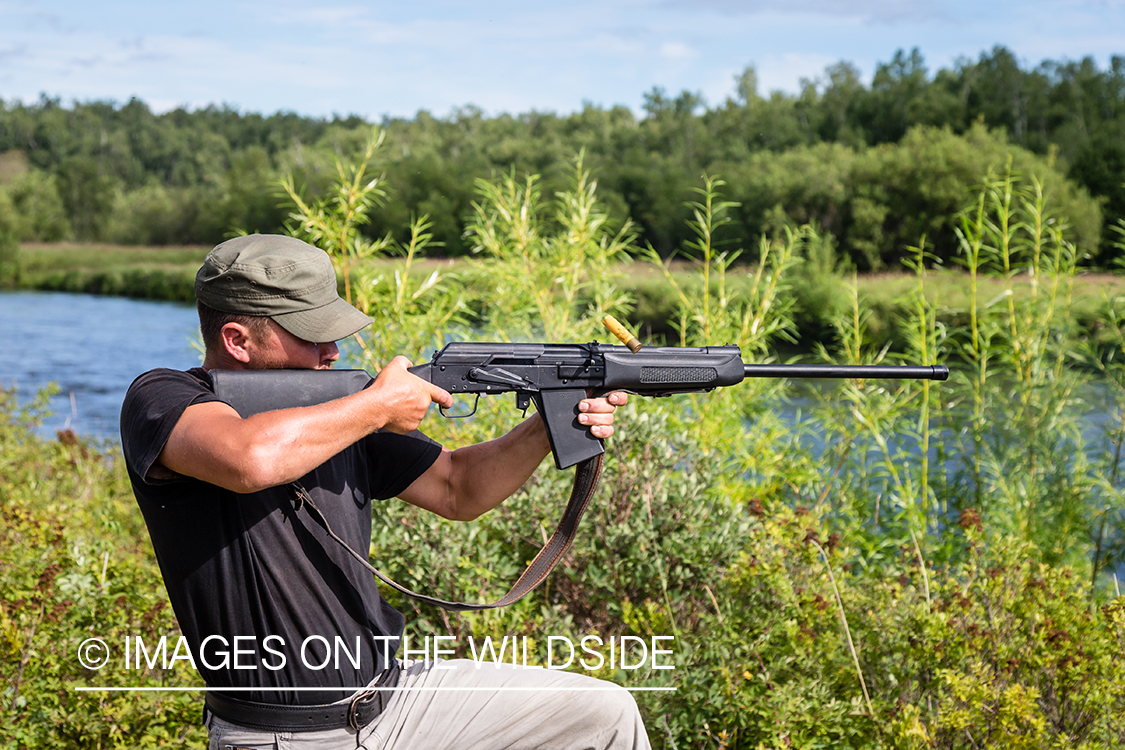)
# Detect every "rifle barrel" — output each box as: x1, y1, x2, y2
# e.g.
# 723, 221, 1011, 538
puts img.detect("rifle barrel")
743, 364, 949, 381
